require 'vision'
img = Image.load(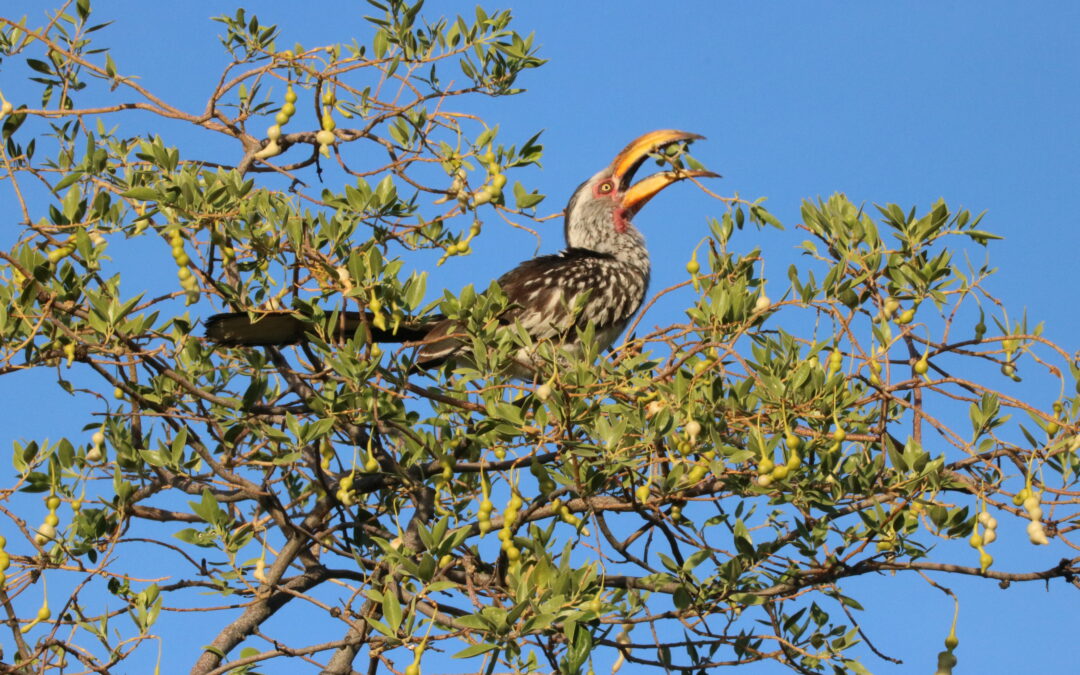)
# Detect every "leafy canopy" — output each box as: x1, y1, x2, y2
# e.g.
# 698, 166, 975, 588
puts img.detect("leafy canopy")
0, 2, 1076, 674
